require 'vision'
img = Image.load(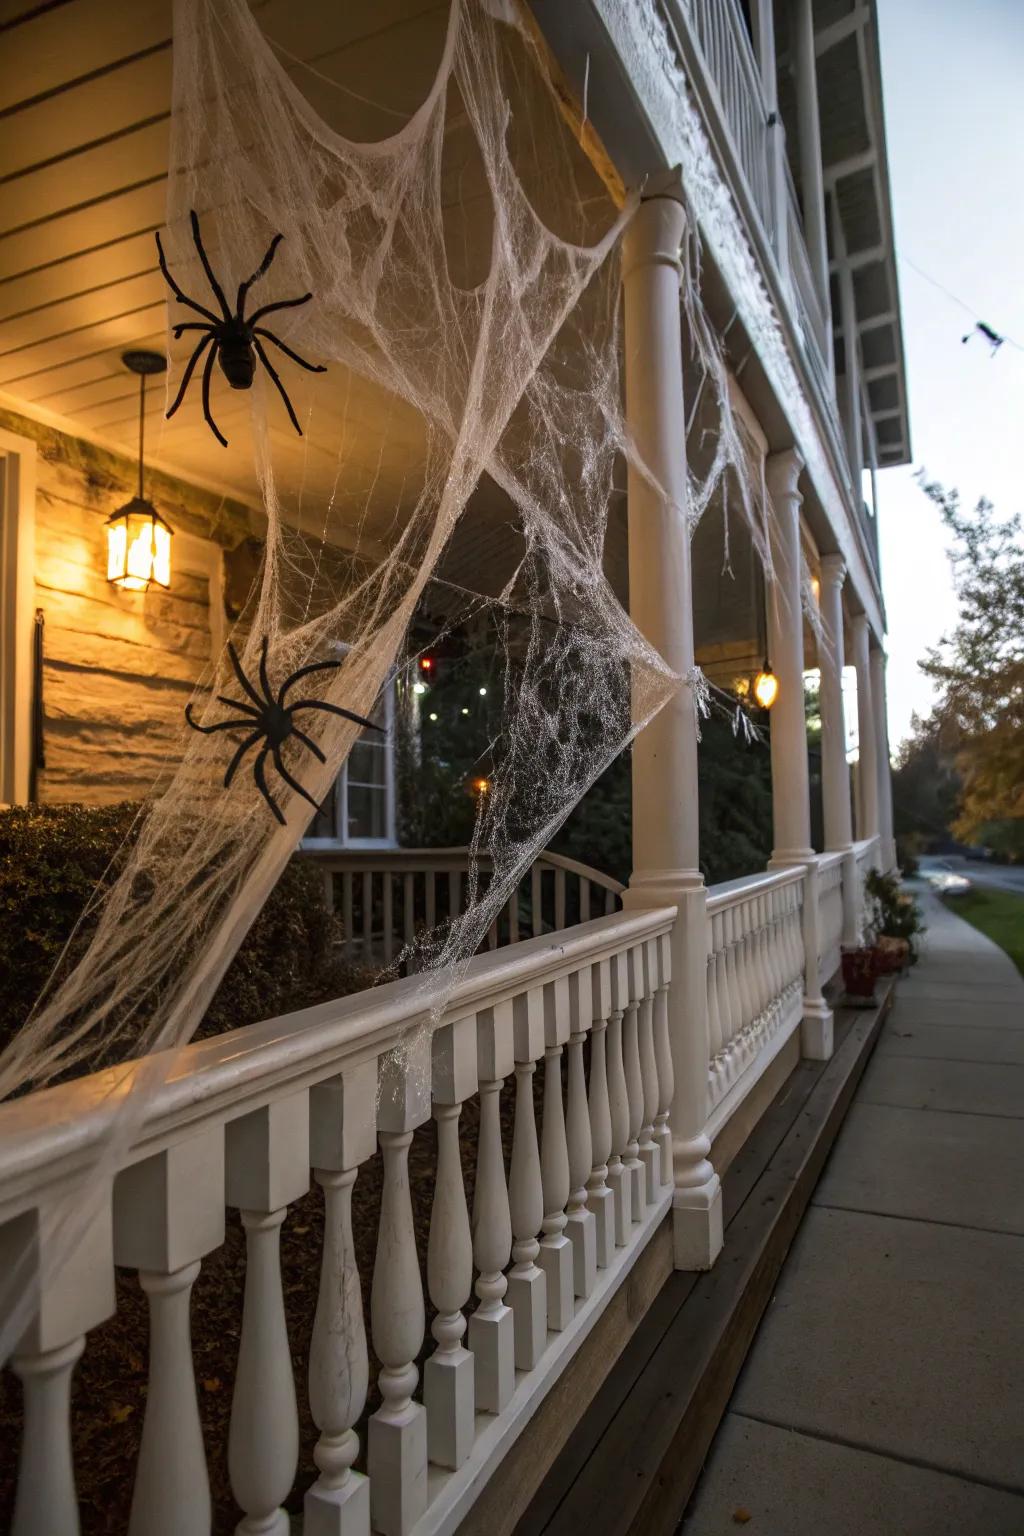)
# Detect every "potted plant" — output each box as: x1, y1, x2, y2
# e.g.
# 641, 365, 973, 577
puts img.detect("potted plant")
841, 941, 881, 1002
865, 869, 924, 970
